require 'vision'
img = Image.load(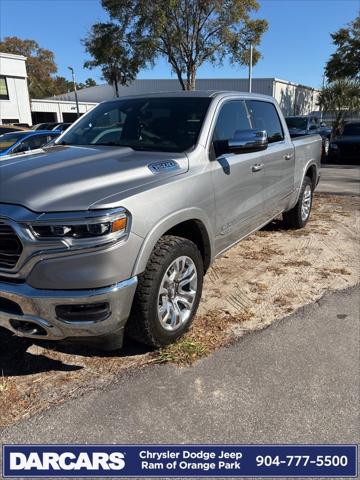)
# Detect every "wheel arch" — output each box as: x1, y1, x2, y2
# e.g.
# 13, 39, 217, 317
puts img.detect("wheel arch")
132, 209, 214, 277
305, 163, 318, 190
